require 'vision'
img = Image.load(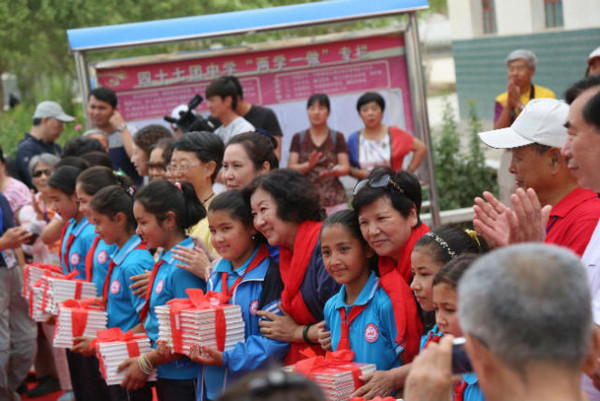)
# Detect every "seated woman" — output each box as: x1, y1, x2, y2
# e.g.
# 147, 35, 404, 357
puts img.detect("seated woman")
288, 94, 350, 215
347, 92, 426, 179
